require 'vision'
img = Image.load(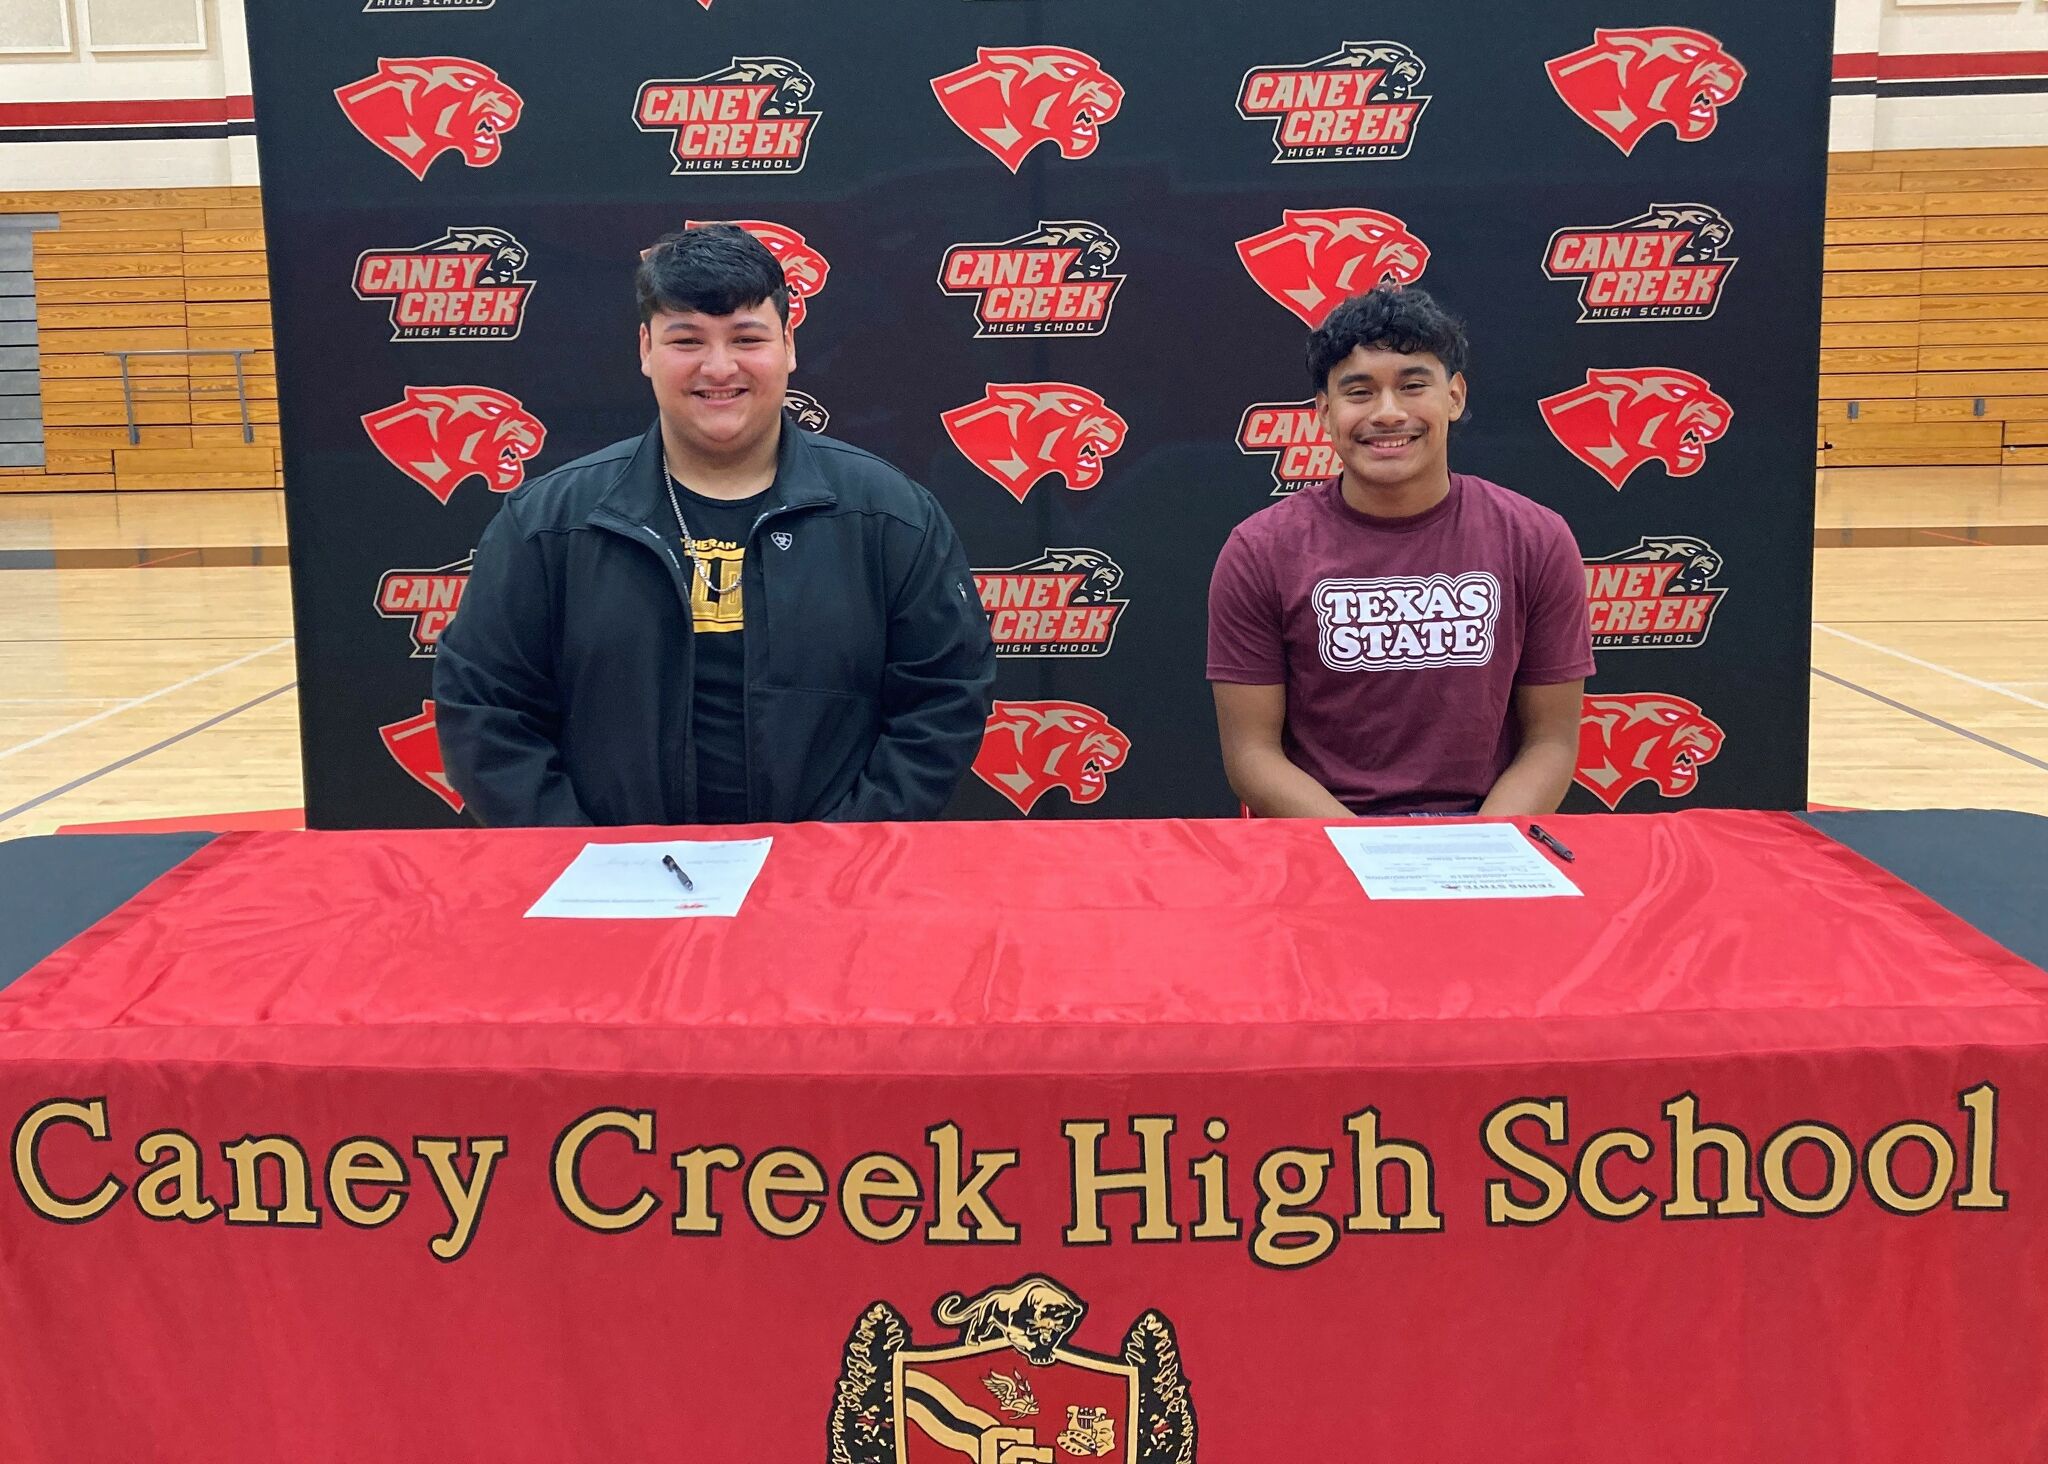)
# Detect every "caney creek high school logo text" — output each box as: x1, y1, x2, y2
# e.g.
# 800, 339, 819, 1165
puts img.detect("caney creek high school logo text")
941, 223, 1125, 337
353, 227, 535, 341
1236, 400, 1334, 494
1237, 40, 1431, 163
636, 58, 820, 173
335, 58, 522, 178
828, 1276, 1196, 1464
1584, 537, 1727, 649
975, 549, 1129, 658
376, 555, 472, 657
1544, 205, 1736, 323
